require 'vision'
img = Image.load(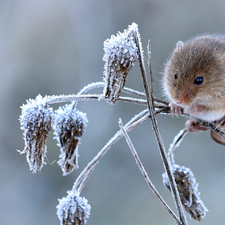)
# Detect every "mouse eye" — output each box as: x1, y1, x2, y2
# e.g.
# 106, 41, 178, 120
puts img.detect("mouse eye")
194, 76, 204, 85
174, 72, 178, 80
